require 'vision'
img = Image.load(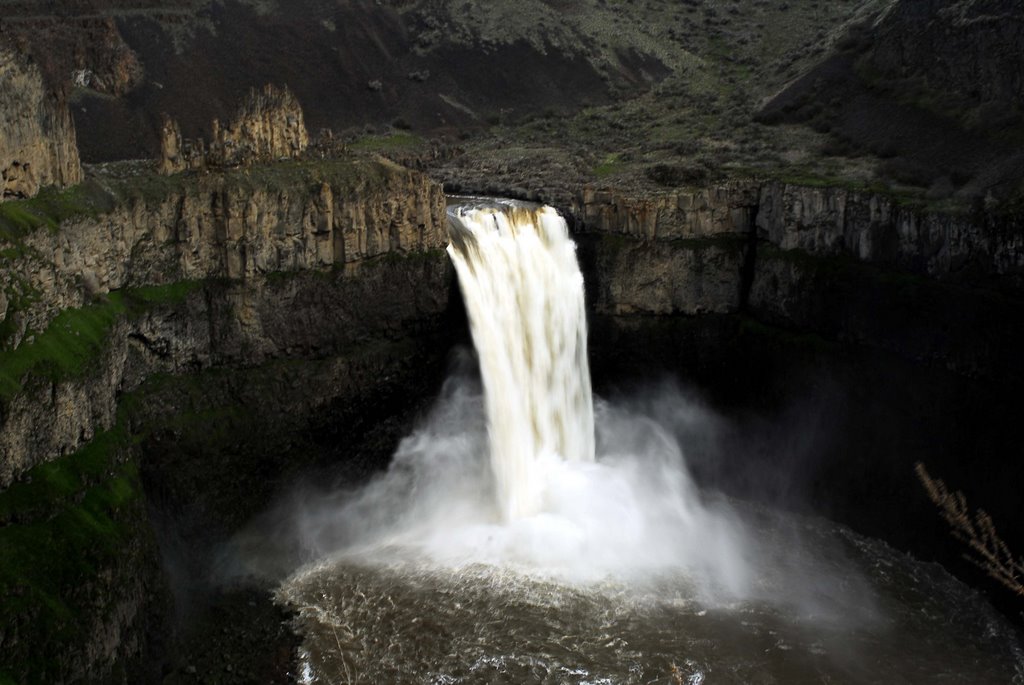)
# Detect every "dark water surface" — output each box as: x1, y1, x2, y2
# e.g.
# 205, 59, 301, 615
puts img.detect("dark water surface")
278, 505, 1023, 685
